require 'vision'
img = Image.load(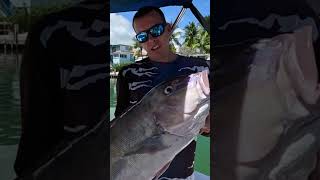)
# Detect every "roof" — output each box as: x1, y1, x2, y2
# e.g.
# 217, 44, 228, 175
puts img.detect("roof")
110, 44, 132, 47
110, 0, 192, 13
